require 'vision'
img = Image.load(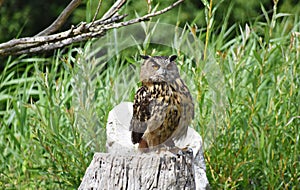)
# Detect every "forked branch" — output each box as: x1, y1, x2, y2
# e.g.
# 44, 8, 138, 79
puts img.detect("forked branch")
0, 0, 184, 56
36, 0, 82, 36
